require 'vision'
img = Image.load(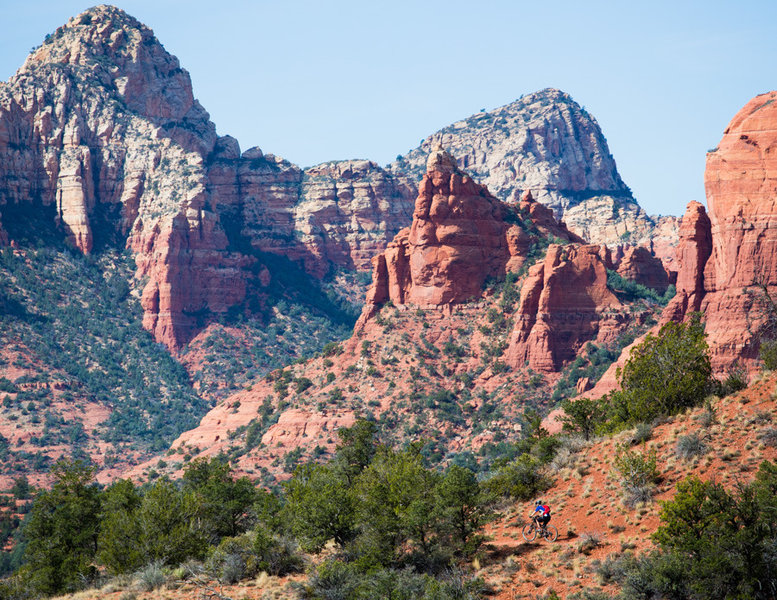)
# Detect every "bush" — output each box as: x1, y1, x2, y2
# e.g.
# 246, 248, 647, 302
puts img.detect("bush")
22, 460, 101, 595
760, 427, 777, 447
594, 552, 636, 585
560, 397, 606, 441
761, 338, 777, 370
610, 314, 713, 426
645, 468, 777, 599
136, 560, 166, 592
577, 532, 602, 555
613, 444, 659, 507
720, 364, 747, 395
675, 433, 707, 460
630, 423, 653, 445
482, 454, 550, 501
253, 530, 304, 576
